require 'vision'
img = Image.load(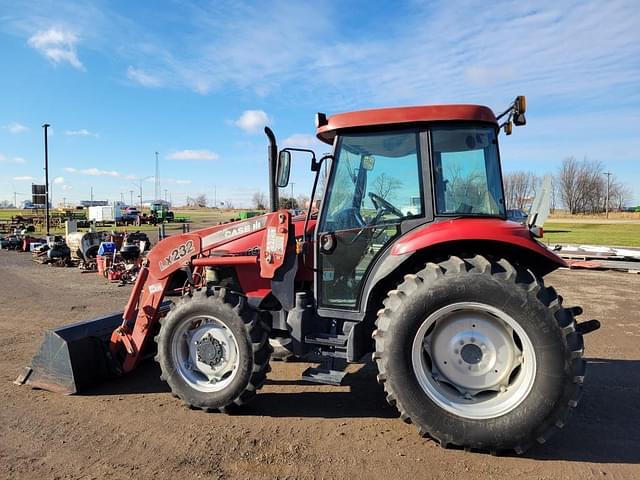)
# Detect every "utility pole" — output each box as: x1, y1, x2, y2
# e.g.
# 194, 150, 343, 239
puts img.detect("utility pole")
14, 191, 17, 209
120, 192, 124, 203
139, 179, 143, 210
604, 171, 612, 219
164, 189, 168, 203
155, 151, 160, 202
290, 182, 295, 200
42, 123, 51, 235
130, 190, 134, 205
213, 185, 217, 208
90, 186, 94, 205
